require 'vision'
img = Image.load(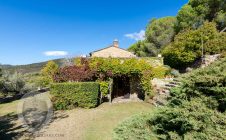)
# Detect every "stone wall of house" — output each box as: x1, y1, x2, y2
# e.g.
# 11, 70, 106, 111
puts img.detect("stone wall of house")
130, 76, 144, 100
91, 47, 136, 58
